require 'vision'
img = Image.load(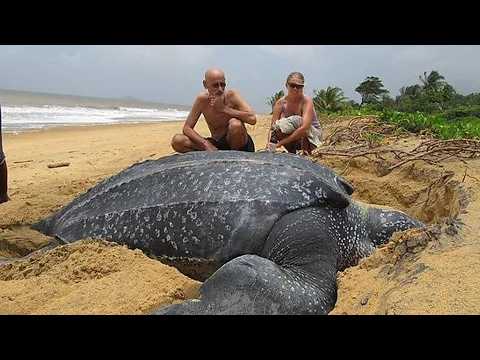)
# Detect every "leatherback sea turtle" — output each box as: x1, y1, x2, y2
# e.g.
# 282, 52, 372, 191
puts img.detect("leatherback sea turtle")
32, 151, 423, 314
